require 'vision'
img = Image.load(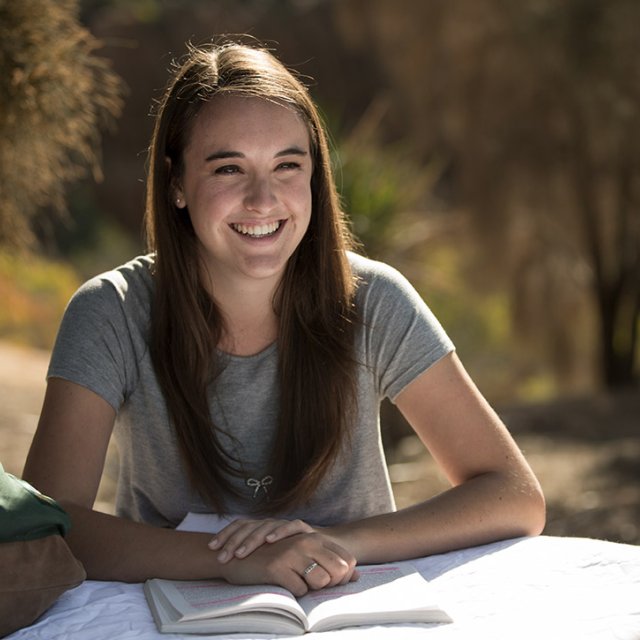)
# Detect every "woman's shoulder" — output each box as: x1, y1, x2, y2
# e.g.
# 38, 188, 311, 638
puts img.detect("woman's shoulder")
63, 255, 156, 331
74, 254, 155, 303
349, 250, 397, 280
49, 256, 156, 409
348, 251, 417, 299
